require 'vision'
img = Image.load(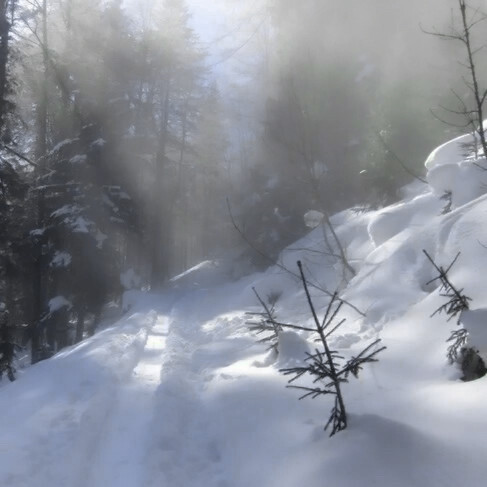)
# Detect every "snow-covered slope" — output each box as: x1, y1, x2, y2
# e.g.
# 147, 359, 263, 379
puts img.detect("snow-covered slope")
2, 134, 487, 486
